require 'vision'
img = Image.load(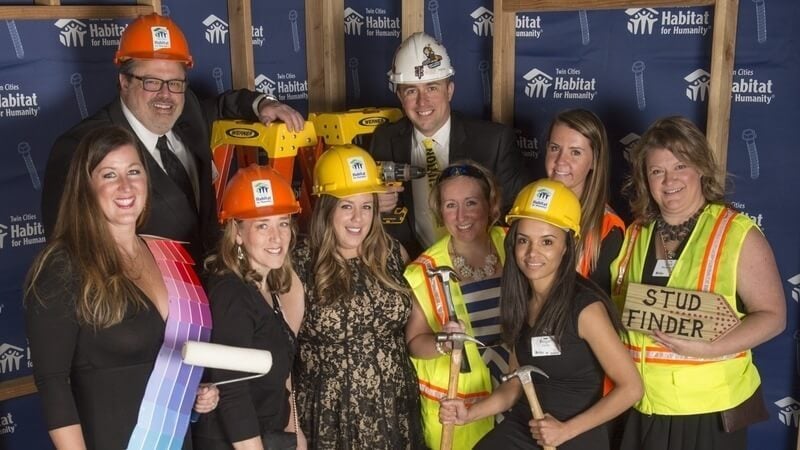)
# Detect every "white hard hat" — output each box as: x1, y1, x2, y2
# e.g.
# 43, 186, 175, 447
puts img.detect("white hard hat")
387, 32, 455, 85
